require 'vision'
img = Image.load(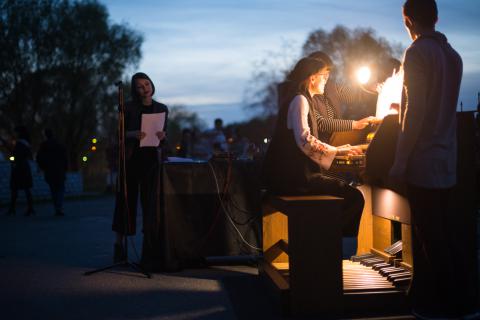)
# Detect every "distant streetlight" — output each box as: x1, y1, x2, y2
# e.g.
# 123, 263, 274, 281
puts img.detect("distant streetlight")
91, 146, 97, 151
92, 138, 97, 144
9, 156, 15, 161
82, 156, 88, 162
